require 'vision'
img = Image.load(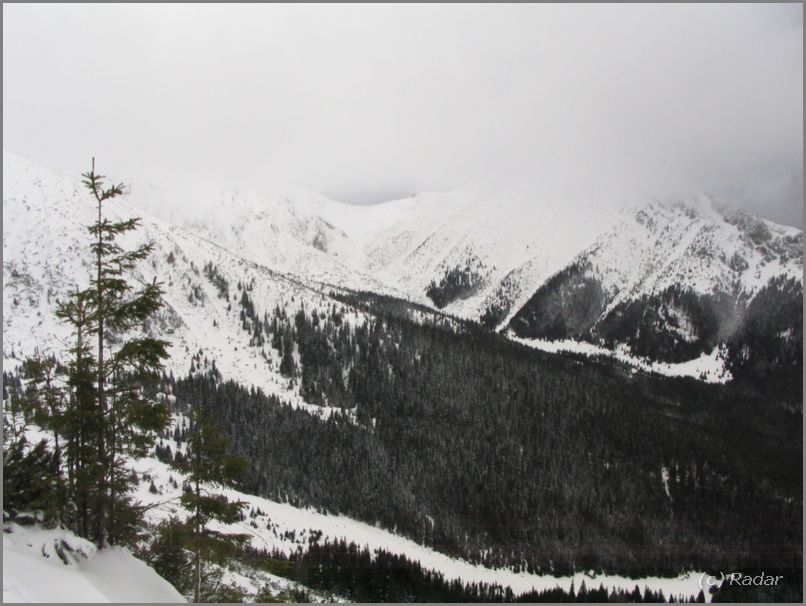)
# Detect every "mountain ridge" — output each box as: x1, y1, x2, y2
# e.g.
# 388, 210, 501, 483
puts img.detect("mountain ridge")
3, 150, 802, 381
